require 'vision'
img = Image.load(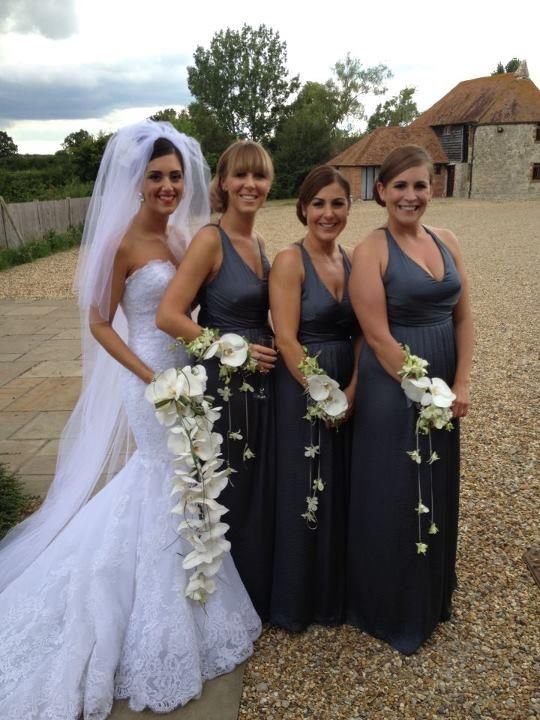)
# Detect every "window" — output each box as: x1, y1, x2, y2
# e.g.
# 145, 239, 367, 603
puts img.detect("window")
536, 124, 540, 142
434, 164, 442, 175
532, 164, 540, 181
